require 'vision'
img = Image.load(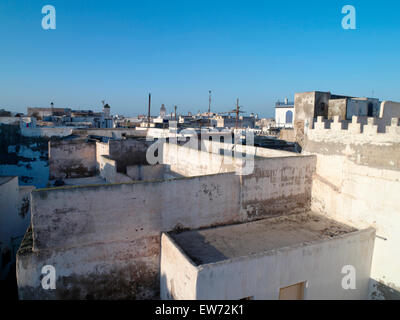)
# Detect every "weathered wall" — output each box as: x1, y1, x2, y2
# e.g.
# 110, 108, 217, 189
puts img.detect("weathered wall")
0, 177, 34, 279
19, 172, 241, 299
293, 92, 316, 148
126, 164, 168, 181
304, 116, 400, 299
98, 155, 133, 183
18, 144, 316, 299
346, 99, 371, 119
21, 127, 73, 138
95, 141, 109, 171
108, 139, 151, 173
162, 142, 238, 177
379, 101, 400, 122
160, 234, 198, 300
192, 228, 375, 299
240, 156, 316, 219
328, 99, 347, 120
73, 128, 147, 139
201, 139, 299, 158
49, 139, 97, 179
17, 227, 160, 299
